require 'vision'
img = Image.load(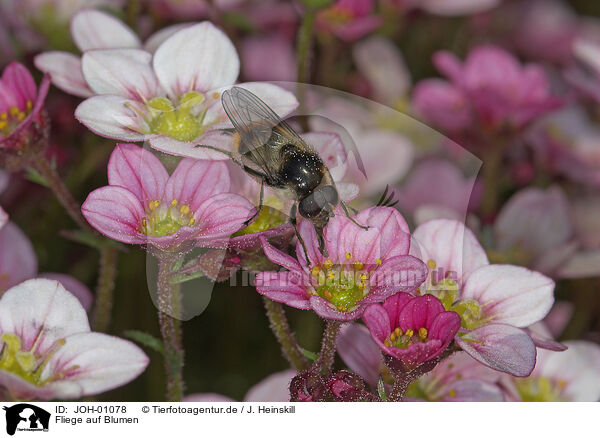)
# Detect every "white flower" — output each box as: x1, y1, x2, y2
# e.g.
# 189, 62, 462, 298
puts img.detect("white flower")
0, 279, 148, 400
